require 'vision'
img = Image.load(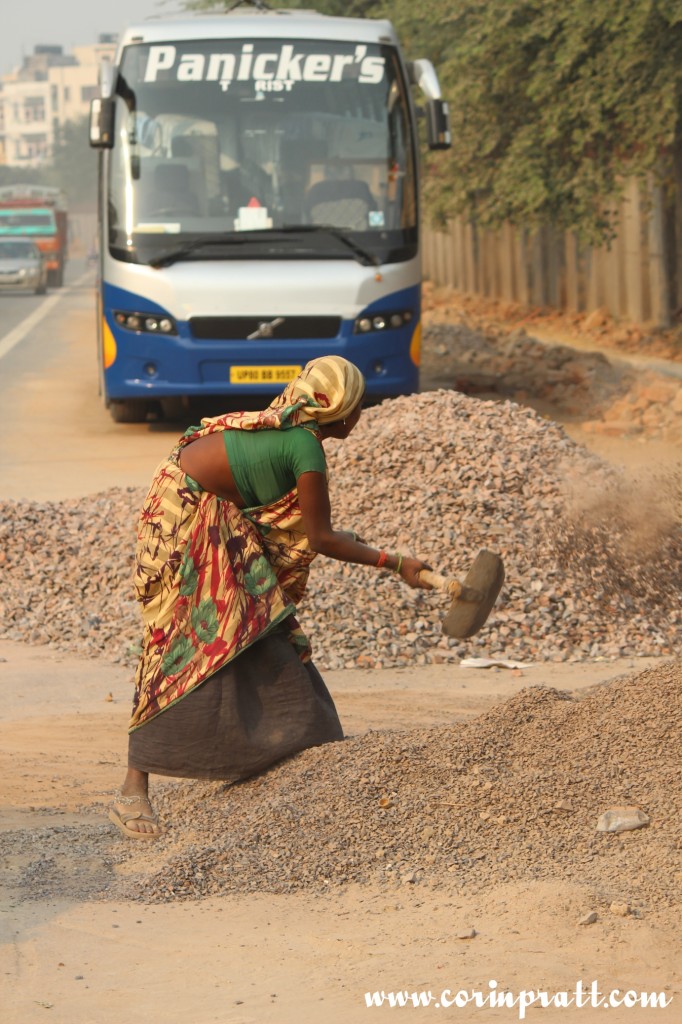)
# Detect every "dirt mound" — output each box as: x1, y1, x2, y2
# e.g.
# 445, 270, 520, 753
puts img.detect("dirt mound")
423, 320, 682, 443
